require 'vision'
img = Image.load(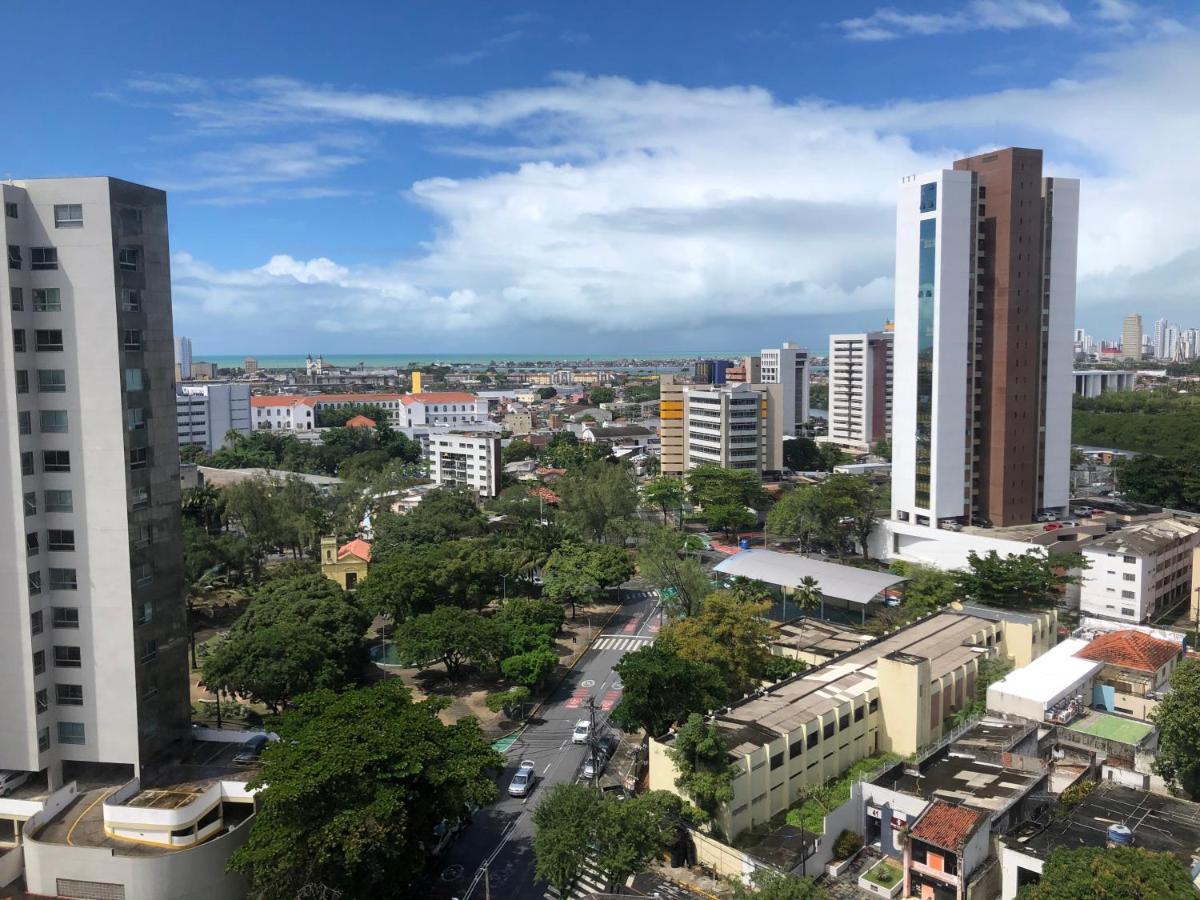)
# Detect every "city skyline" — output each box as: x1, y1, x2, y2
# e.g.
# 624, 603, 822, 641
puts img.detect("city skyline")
3, 2, 1199, 353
